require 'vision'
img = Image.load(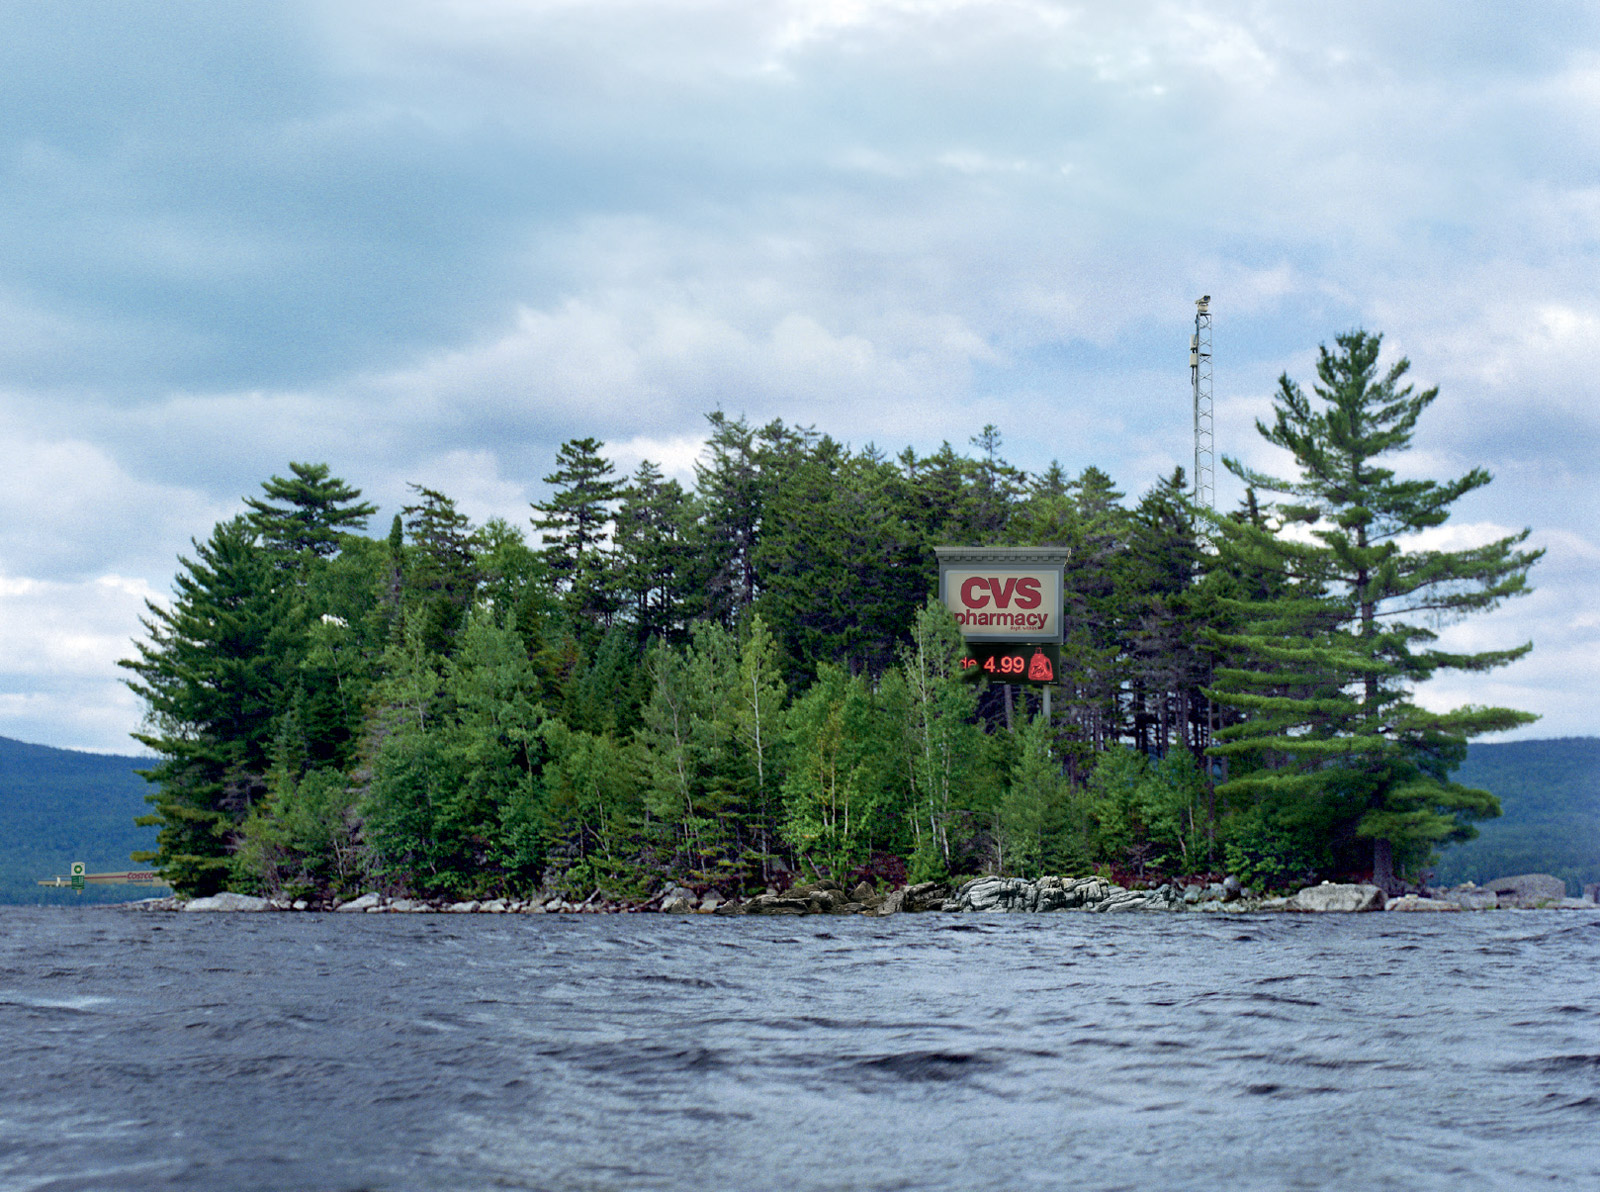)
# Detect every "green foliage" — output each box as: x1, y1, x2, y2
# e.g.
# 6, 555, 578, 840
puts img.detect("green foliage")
540, 721, 644, 897
532, 437, 623, 625
360, 610, 547, 897
245, 461, 376, 562
1220, 804, 1326, 892
613, 460, 694, 643
781, 665, 901, 878
114, 371, 1543, 899
998, 713, 1084, 877
400, 485, 483, 656
119, 516, 303, 895
1082, 745, 1209, 878
1209, 330, 1539, 887
756, 440, 931, 678
234, 765, 361, 900
899, 599, 990, 874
